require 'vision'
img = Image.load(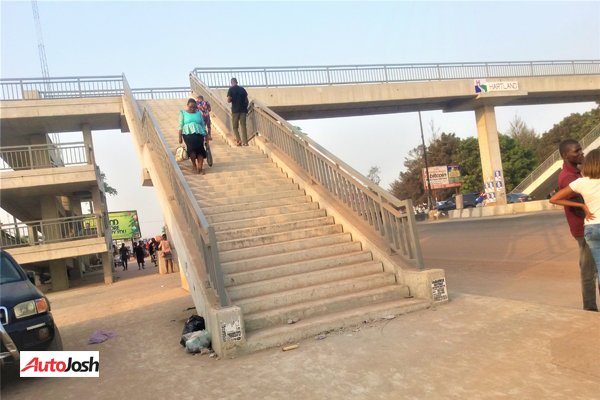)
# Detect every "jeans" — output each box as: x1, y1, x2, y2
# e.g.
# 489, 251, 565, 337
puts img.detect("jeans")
581, 226, 600, 311
232, 112, 247, 145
